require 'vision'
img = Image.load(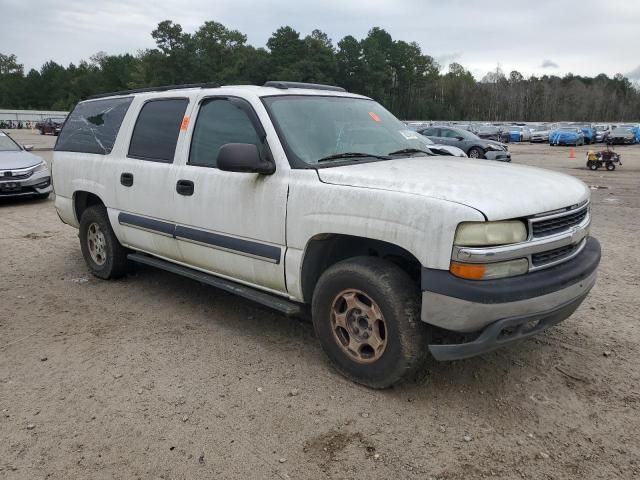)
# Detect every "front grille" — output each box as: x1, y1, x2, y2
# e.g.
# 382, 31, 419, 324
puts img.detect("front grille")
0, 171, 33, 181
532, 242, 581, 267
532, 207, 588, 237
